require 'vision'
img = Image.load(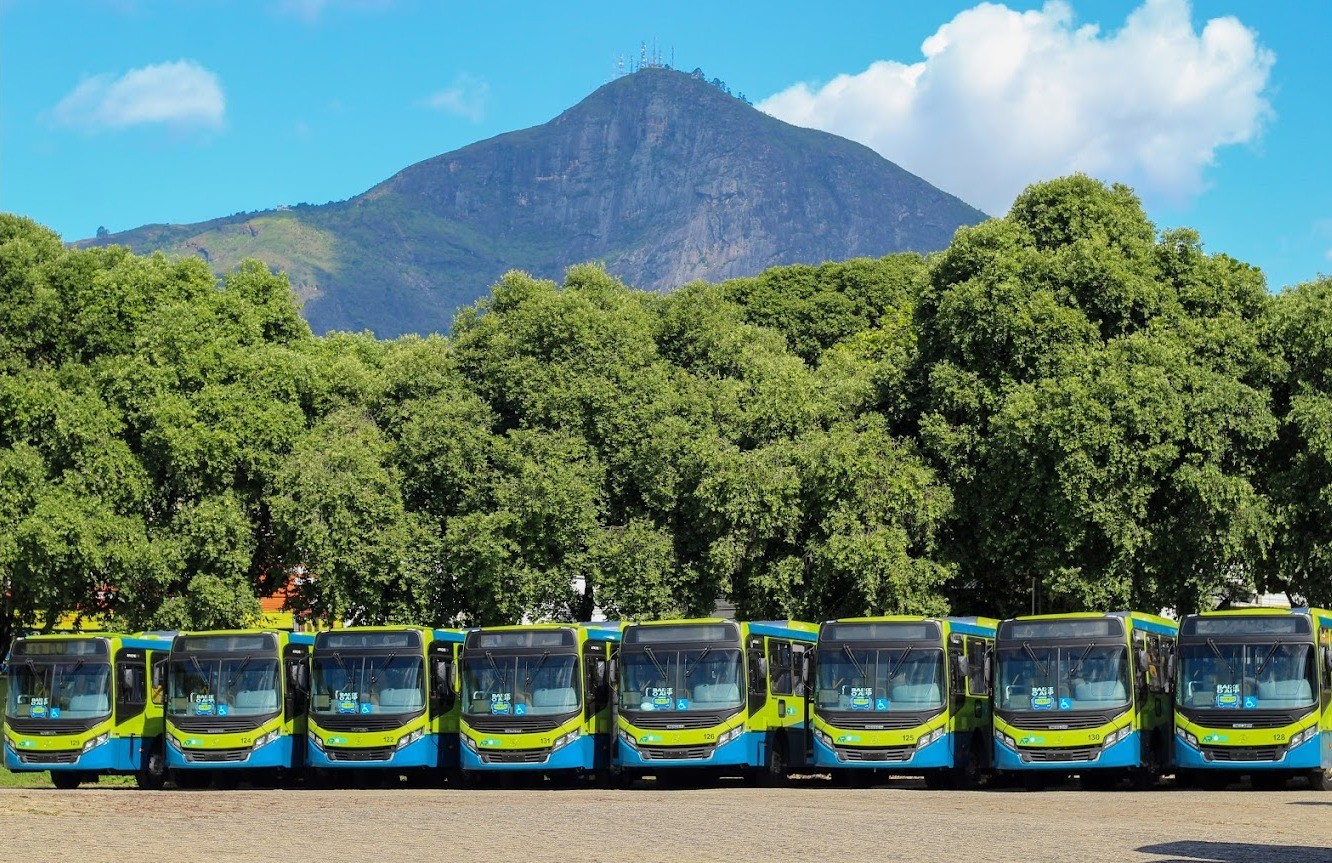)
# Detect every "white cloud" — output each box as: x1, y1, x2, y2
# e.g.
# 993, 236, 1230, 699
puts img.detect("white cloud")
51, 60, 225, 132
424, 75, 489, 122
758, 0, 1273, 214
